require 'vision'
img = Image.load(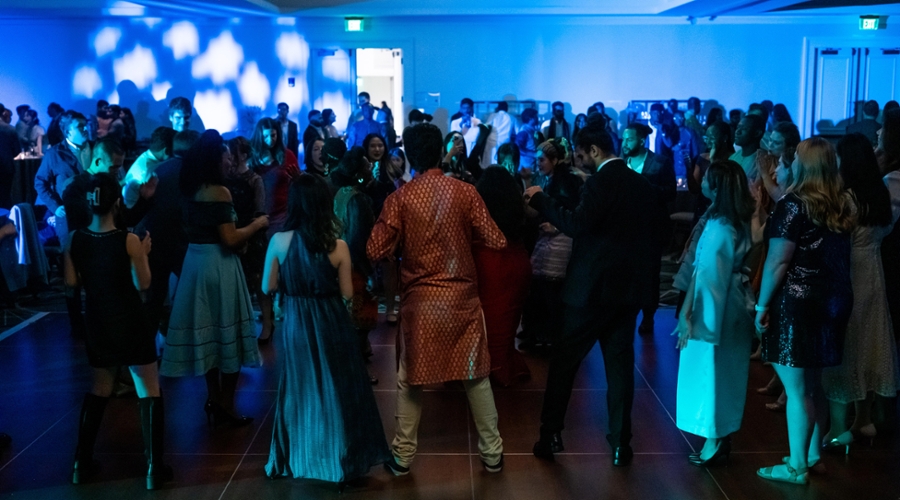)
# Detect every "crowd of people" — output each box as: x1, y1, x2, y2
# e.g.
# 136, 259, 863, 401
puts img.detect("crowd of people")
0, 90, 898, 492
